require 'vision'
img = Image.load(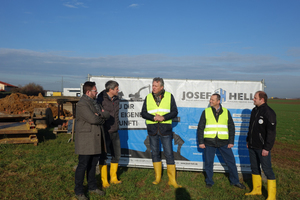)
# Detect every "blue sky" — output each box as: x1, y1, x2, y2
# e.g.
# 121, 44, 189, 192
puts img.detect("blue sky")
0, 0, 299, 98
